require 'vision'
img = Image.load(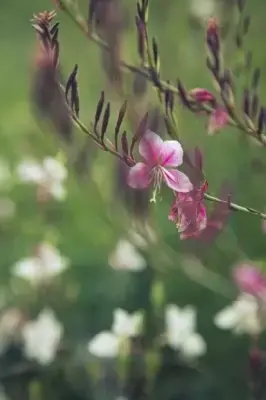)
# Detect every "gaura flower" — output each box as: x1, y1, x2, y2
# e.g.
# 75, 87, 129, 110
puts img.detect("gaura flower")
214, 294, 261, 335
88, 309, 143, 358
17, 157, 67, 201
22, 308, 63, 365
168, 181, 208, 239
127, 130, 193, 202
233, 263, 266, 298
165, 304, 206, 359
12, 242, 68, 285
208, 106, 229, 135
